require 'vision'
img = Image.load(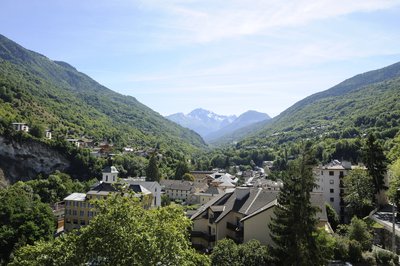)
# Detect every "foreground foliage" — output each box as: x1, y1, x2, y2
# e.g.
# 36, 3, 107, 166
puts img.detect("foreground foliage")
0, 183, 54, 264
269, 144, 328, 265
10, 193, 209, 266
210, 239, 271, 266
